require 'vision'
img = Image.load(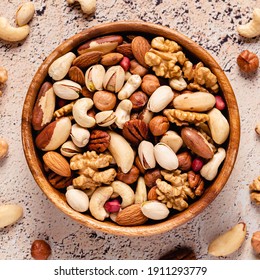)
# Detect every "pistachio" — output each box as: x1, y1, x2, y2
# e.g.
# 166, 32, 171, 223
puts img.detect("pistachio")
141, 201, 170, 220
138, 140, 156, 170
147, 86, 174, 112
115, 99, 132, 129
85, 64, 105, 92
0, 204, 23, 228
53, 79, 82, 100
48, 52, 76, 81
154, 142, 179, 170
103, 65, 125, 93
60, 140, 82, 157
72, 98, 96, 128
95, 110, 116, 127
160, 130, 183, 153
65, 186, 89, 213
70, 124, 90, 148
118, 74, 142, 100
